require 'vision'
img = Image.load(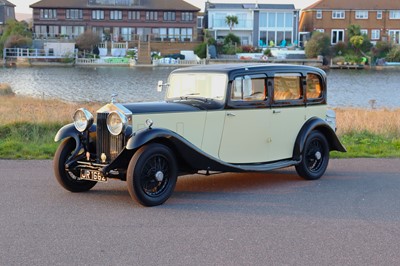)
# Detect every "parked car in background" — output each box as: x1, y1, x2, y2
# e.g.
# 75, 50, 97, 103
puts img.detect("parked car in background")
53, 64, 346, 206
